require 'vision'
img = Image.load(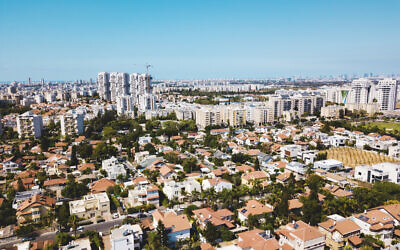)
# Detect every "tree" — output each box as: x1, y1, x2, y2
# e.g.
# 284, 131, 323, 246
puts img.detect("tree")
93, 142, 117, 160
69, 145, 78, 166
40, 135, 50, 152
68, 215, 79, 237
16, 224, 35, 237
17, 178, 25, 192
0, 200, 16, 227
247, 214, 260, 229
254, 158, 260, 171
55, 232, 72, 247
203, 221, 218, 245
77, 144, 92, 159
232, 153, 250, 164
220, 226, 235, 241
275, 190, 289, 218
182, 157, 199, 173
56, 202, 70, 228
61, 175, 89, 199
156, 222, 169, 247
164, 152, 182, 164
144, 143, 156, 155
